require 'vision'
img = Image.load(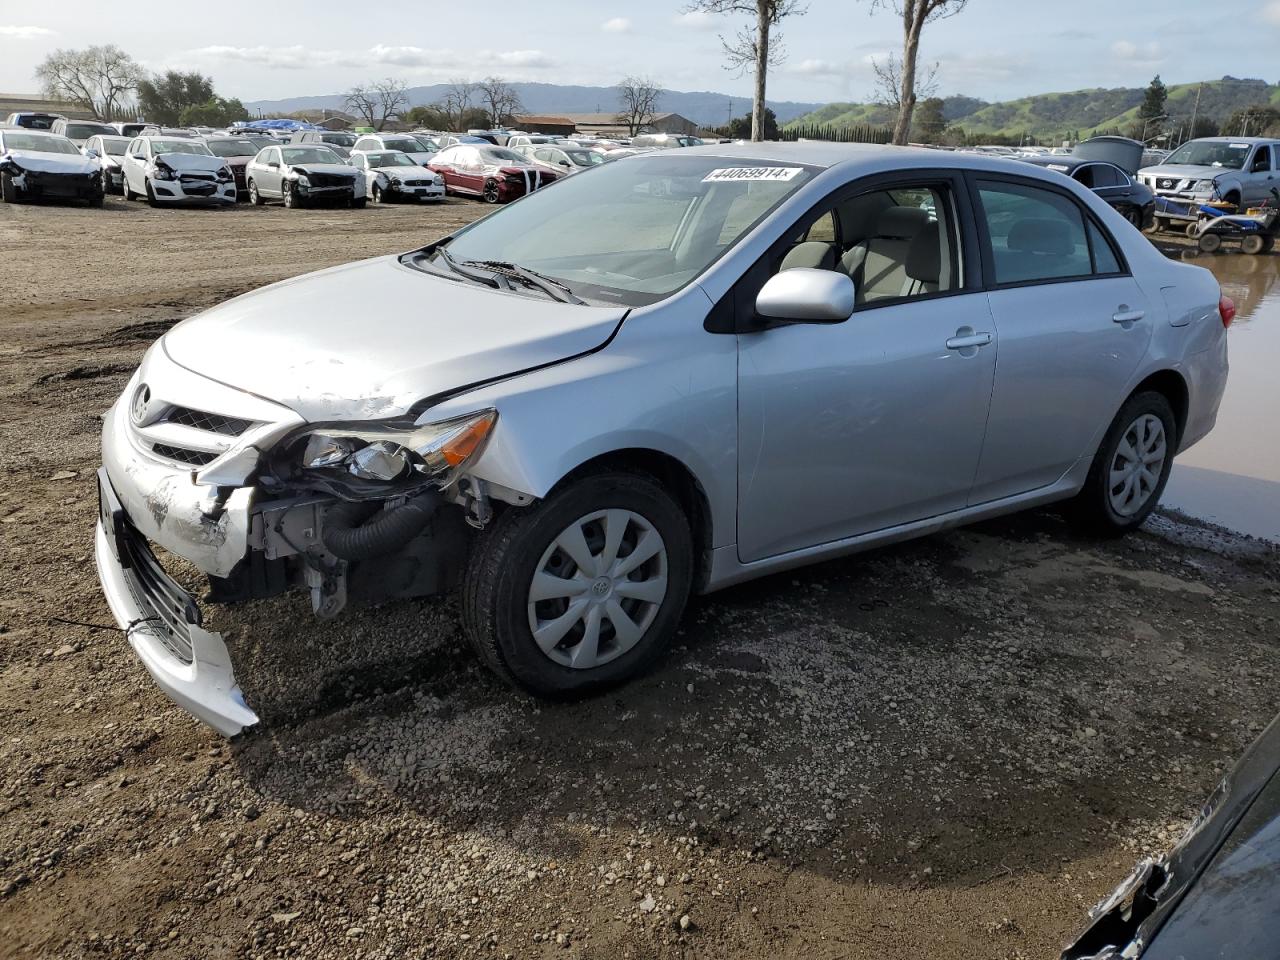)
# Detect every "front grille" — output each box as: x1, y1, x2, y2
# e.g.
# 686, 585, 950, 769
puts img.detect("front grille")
404, 179, 428, 187
116, 519, 199, 663
181, 172, 216, 182
164, 406, 252, 437
151, 443, 217, 466
1158, 177, 1180, 190
306, 172, 352, 188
